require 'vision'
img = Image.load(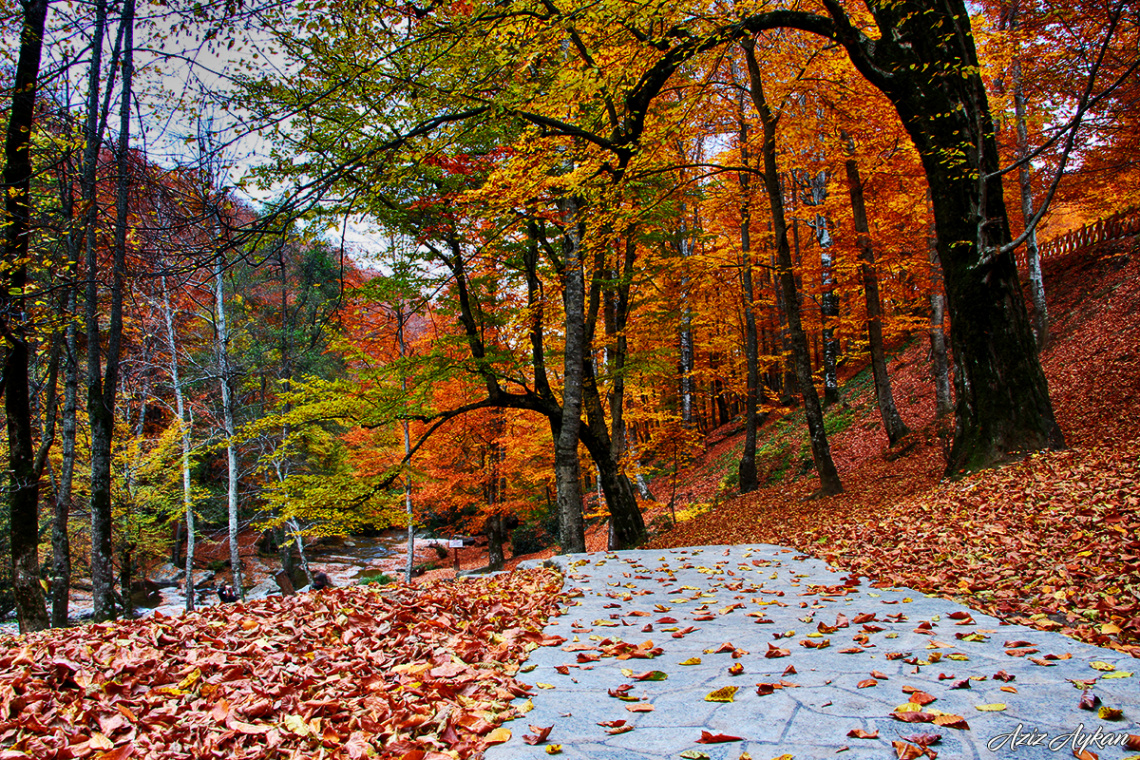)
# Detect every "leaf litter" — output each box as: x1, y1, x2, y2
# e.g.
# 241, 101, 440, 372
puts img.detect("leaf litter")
0, 568, 565, 759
